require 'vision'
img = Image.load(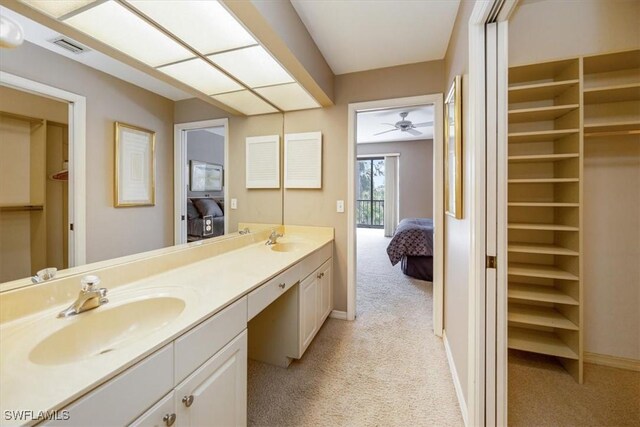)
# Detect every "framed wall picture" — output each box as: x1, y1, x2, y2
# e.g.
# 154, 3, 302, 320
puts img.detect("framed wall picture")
114, 122, 155, 207
190, 160, 223, 192
445, 75, 462, 219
